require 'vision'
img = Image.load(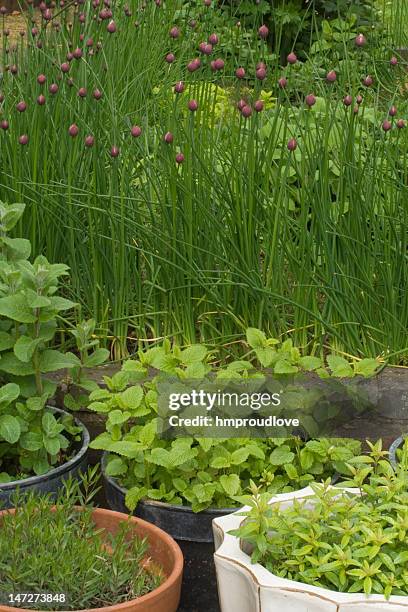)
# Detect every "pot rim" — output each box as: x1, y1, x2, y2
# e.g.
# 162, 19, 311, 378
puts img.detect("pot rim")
213, 485, 408, 605
389, 435, 405, 468
101, 450, 235, 515
0, 406, 90, 491
0, 506, 183, 612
